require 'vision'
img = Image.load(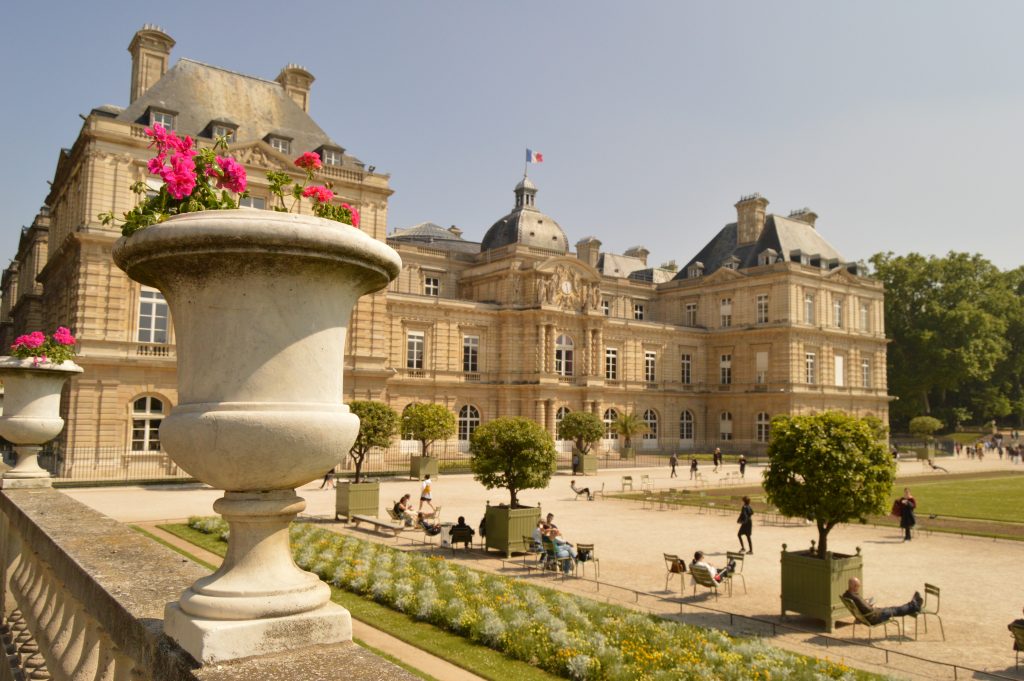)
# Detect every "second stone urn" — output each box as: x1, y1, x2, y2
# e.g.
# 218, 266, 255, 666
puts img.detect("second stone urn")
112, 209, 401, 662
